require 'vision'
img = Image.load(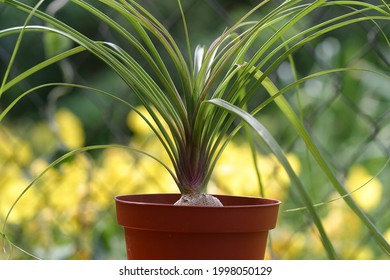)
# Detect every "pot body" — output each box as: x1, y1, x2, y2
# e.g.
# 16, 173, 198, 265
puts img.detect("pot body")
114, 193, 281, 260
